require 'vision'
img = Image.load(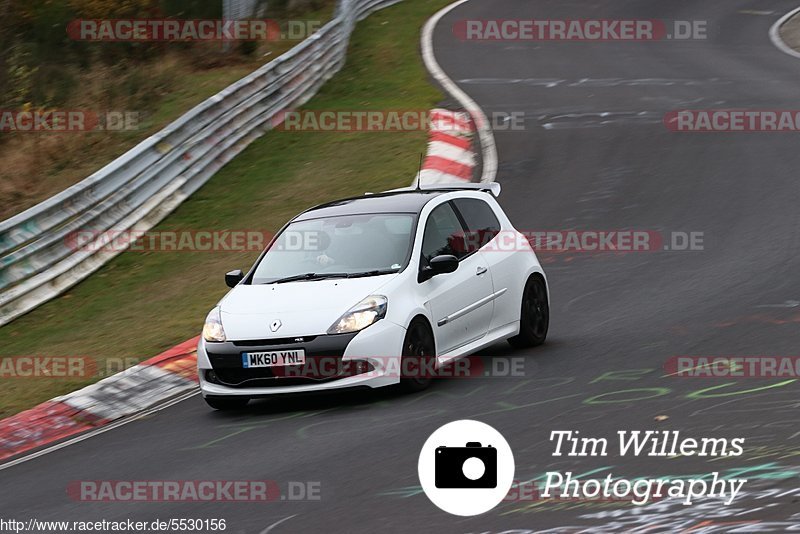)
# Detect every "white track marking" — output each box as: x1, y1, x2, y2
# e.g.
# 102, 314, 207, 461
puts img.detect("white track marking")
0, 390, 199, 472
770, 6, 800, 59
259, 515, 299, 534
417, 168, 468, 185
427, 140, 476, 166
421, 0, 498, 183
